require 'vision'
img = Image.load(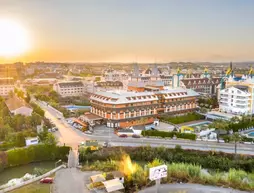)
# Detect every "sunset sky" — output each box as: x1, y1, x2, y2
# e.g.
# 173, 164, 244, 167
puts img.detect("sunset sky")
0, 0, 254, 63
